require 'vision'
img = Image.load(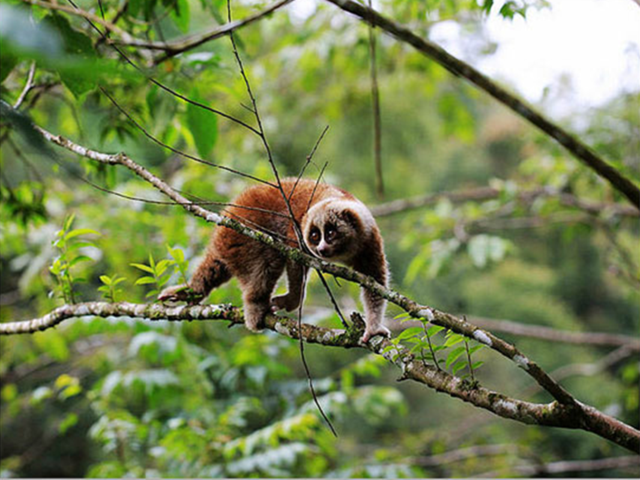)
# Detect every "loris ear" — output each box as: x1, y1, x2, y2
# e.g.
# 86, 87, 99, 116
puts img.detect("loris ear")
340, 209, 360, 230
